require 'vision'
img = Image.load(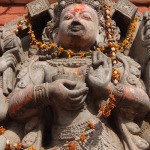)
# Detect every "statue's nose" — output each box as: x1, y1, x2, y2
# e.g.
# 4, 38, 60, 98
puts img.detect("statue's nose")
73, 14, 79, 22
